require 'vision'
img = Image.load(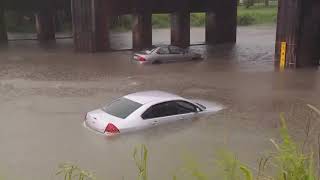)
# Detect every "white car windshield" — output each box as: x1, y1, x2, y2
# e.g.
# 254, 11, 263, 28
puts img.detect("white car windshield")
102, 98, 142, 119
